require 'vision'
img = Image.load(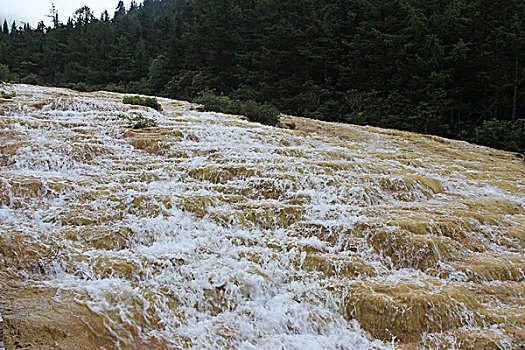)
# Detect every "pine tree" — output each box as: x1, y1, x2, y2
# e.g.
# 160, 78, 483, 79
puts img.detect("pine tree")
46, 3, 60, 29
148, 55, 170, 92
114, 1, 126, 20
10, 21, 18, 35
